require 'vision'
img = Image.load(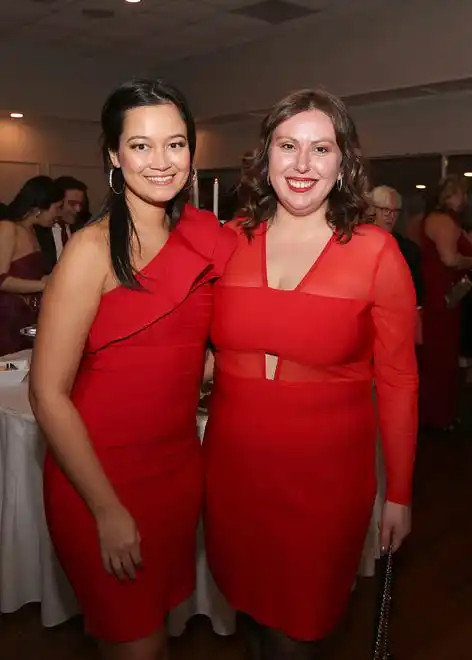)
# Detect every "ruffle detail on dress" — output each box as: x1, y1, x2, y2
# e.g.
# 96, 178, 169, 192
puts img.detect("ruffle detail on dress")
87, 205, 236, 352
